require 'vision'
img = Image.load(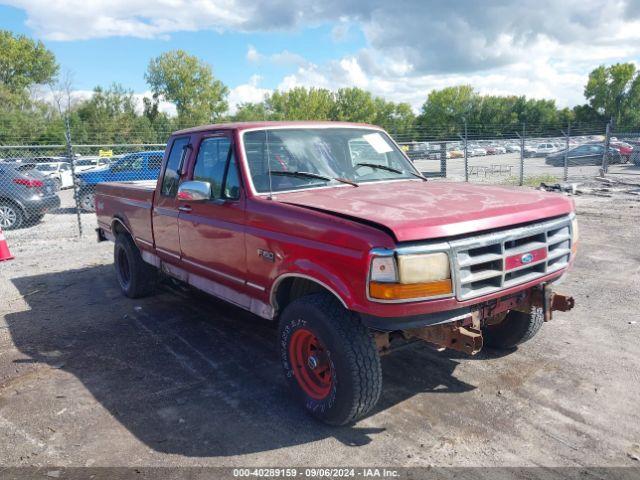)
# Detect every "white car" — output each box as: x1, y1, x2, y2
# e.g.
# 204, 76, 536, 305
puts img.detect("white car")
73, 157, 110, 173
471, 147, 487, 156
532, 143, 561, 157
505, 144, 520, 153
34, 162, 74, 189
